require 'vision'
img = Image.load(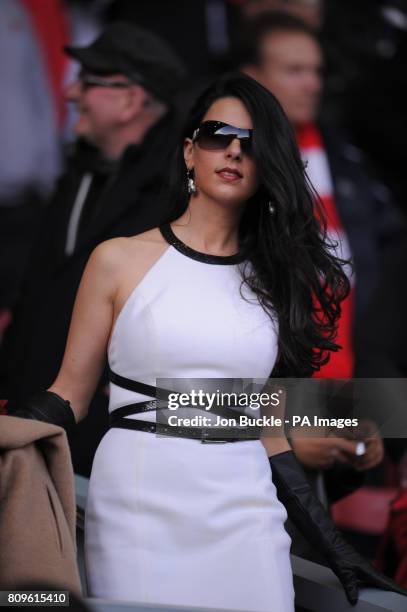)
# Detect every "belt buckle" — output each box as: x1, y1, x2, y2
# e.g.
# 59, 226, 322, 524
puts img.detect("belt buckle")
201, 428, 228, 444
